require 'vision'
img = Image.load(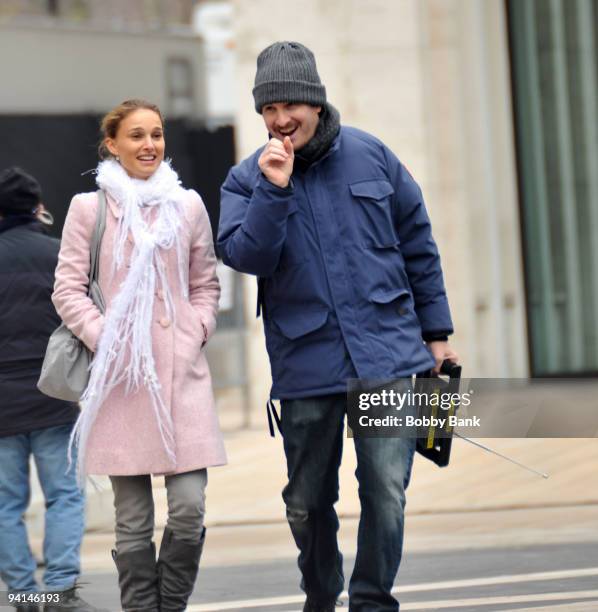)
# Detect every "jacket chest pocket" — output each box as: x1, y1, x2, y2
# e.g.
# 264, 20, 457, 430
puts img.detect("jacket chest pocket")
349, 179, 398, 248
